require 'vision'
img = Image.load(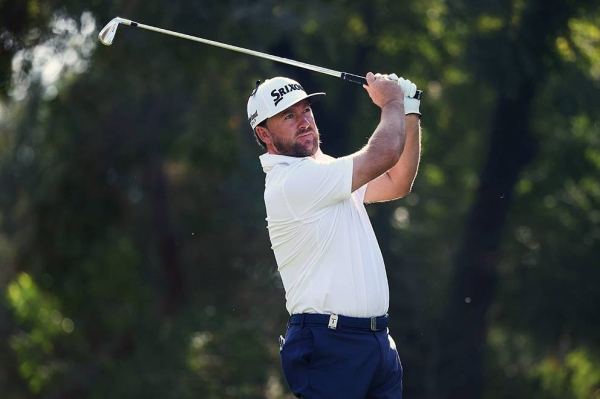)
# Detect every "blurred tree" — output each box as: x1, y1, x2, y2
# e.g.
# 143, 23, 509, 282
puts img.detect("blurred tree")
433, 0, 600, 398
0, 1, 289, 397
